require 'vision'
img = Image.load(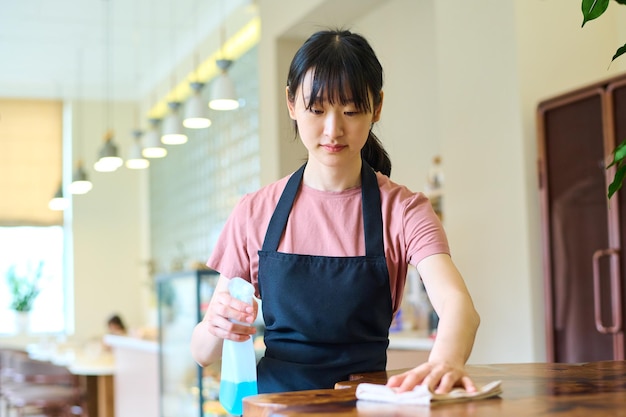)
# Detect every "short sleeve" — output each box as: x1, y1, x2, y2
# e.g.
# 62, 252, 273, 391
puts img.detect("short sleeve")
207, 194, 254, 280
403, 192, 450, 266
